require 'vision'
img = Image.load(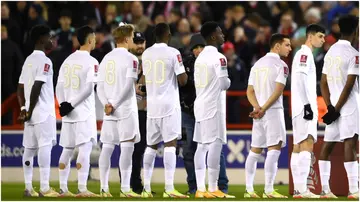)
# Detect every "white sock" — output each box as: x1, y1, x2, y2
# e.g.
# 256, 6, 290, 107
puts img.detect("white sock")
264, 150, 281, 193
59, 148, 74, 192
319, 160, 331, 193
164, 146, 176, 192
207, 139, 222, 192
143, 147, 156, 192
344, 161, 359, 194
38, 145, 52, 193
245, 151, 261, 192
77, 142, 92, 192
120, 142, 134, 192
298, 151, 311, 193
99, 144, 114, 192
23, 148, 37, 191
290, 152, 299, 191
194, 143, 208, 192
